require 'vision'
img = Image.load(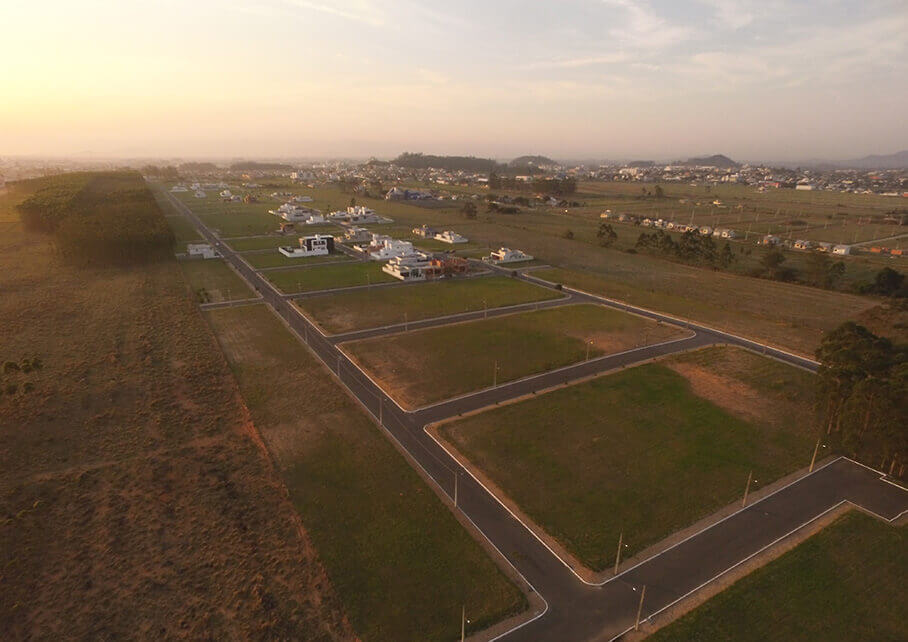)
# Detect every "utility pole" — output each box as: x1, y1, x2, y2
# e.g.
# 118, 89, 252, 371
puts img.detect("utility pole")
634, 585, 647, 631
809, 438, 824, 472
460, 606, 468, 642
586, 340, 592, 361
337, 354, 341, 377
614, 531, 624, 575
483, 298, 487, 319
742, 470, 754, 507
404, 311, 408, 332
379, 397, 382, 425
493, 360, 498, 387
454, 472, 458, 507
